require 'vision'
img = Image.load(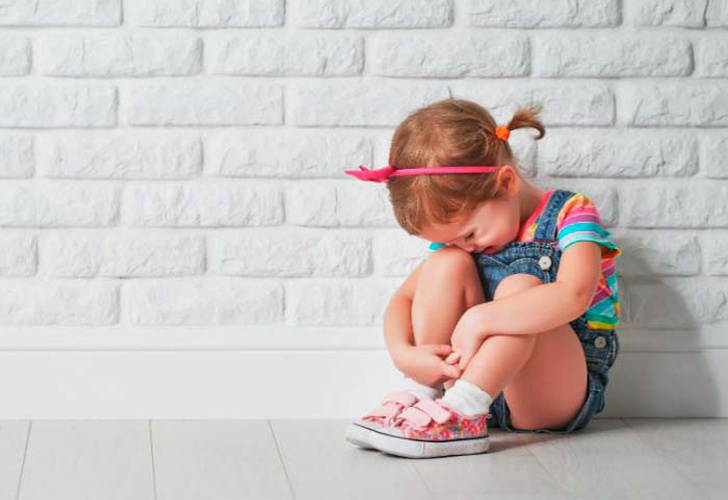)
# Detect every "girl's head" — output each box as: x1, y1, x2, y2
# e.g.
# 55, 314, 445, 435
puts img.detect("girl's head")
386, 98, 546, 253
